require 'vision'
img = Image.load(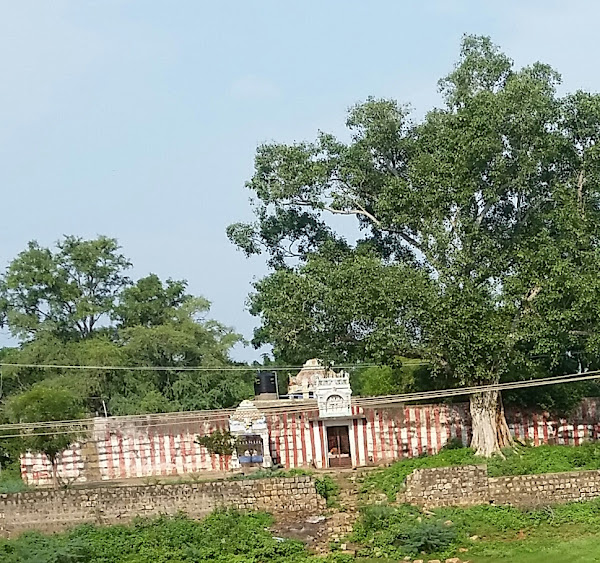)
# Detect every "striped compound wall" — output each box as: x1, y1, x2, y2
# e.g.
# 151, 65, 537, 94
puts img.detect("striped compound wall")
20, 398, 600, 486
